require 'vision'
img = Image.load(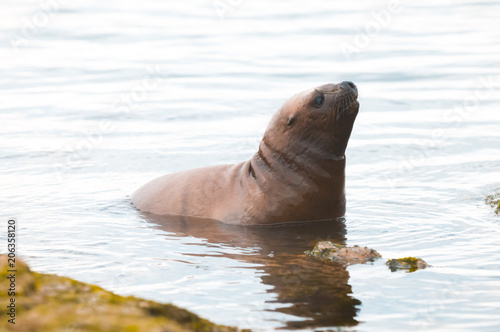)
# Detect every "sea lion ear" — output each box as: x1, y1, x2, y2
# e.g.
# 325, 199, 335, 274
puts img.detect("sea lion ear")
287, 115, 296, 126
